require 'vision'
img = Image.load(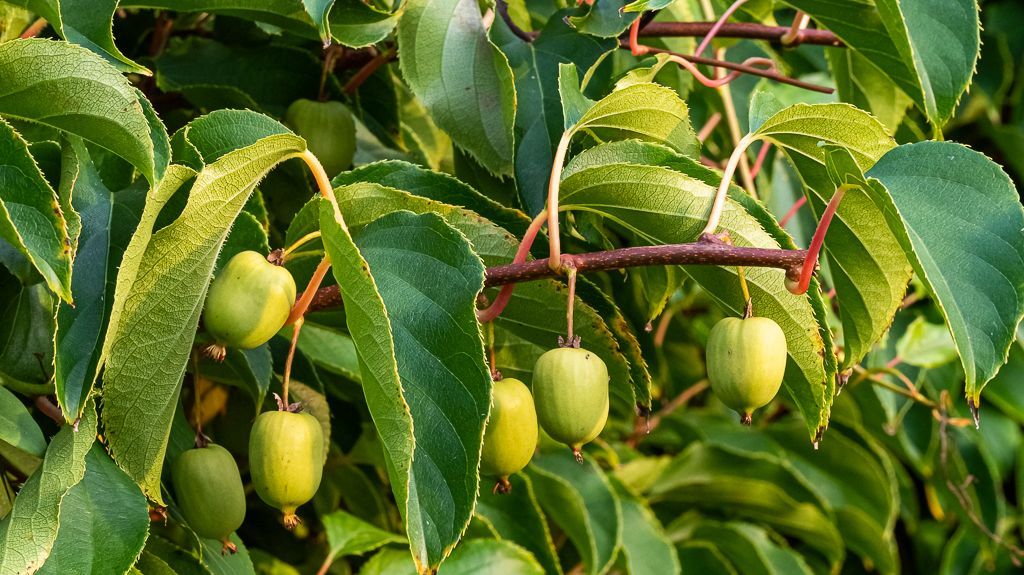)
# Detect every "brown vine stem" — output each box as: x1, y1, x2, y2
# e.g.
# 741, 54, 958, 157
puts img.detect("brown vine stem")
626, 380, 709, 447
343, 46, 397, 95
637, 21, 842, 46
